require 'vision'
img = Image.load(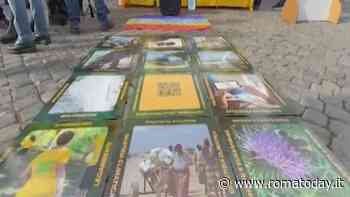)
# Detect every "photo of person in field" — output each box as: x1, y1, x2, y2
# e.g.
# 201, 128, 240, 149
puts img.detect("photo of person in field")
0, 127, 108, 197
208, 73, 281, 110
118, 124, 225, 197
